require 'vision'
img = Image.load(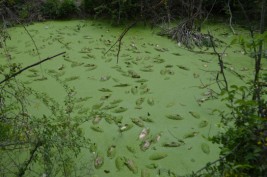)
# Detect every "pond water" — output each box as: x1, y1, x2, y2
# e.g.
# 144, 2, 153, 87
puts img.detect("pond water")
1, 20, 259, 176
